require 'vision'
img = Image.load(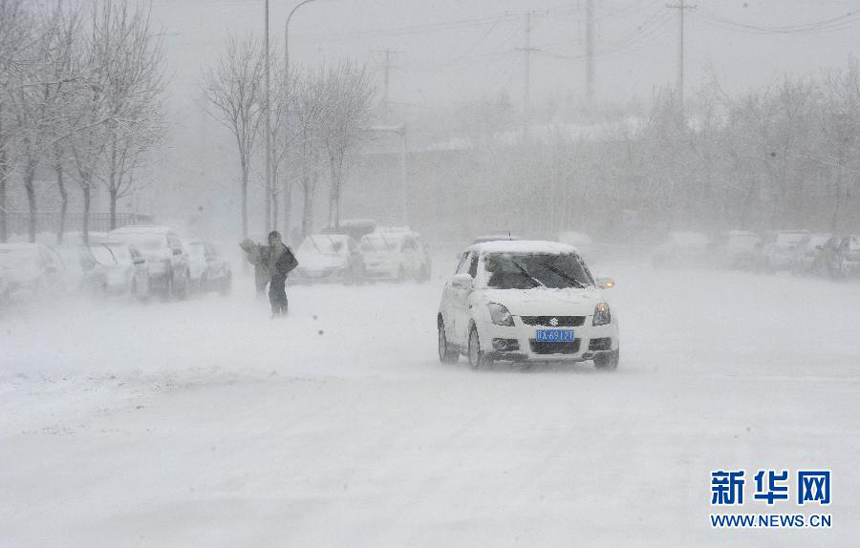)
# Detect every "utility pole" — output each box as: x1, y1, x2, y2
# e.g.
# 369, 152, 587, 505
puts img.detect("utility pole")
264, 0, 272, 233
667, 0, 695, 111
517, 12, 539, 138
585, 0, 595, 112
284, 0, 319, 243
377, 48, 401, 124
